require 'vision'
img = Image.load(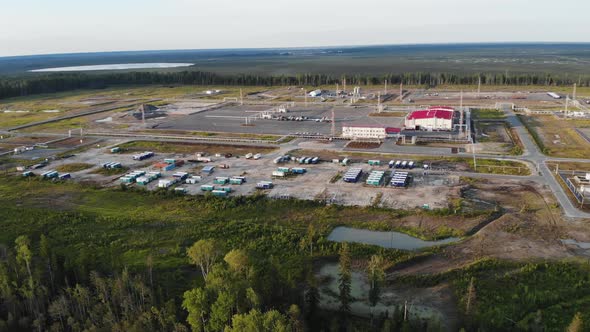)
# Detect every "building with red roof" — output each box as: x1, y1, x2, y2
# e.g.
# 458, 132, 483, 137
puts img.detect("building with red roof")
404, 106, 455, 131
